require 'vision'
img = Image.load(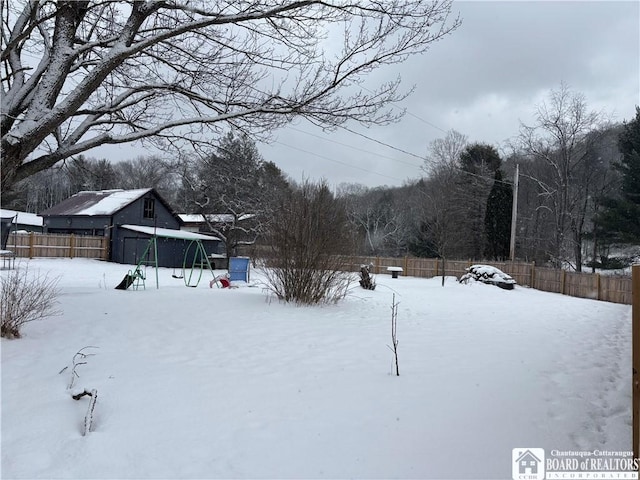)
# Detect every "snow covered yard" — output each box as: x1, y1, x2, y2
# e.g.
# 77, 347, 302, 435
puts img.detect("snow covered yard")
1, 258, 632, 479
